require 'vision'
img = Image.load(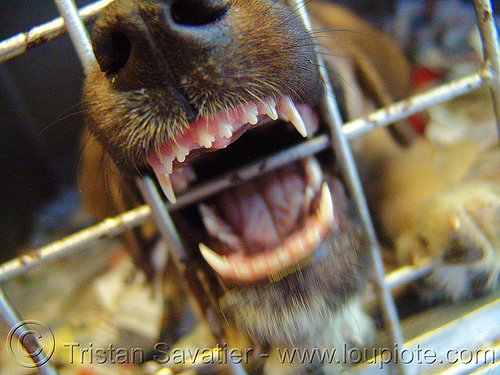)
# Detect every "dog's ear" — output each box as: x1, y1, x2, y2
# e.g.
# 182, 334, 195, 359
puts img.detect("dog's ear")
307, 1, 415, 145
78, 130, 156, 278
